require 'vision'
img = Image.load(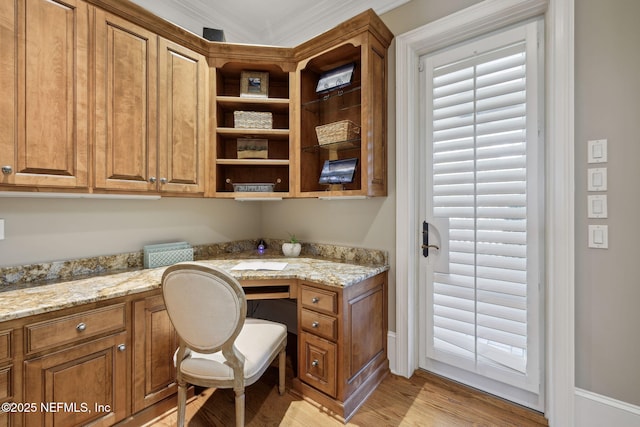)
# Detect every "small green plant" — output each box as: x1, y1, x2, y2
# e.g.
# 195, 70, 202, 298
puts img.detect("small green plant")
287, 233, 299, 244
